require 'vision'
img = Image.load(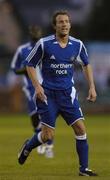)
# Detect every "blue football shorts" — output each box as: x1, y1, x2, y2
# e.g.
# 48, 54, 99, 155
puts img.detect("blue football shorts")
36, 86, 84, 129
23, 87, 37, 116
